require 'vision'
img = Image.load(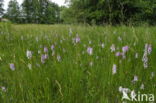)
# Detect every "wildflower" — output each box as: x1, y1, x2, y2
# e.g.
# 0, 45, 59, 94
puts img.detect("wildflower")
75, 36, 80, 43
147, 44, 152, 54
57, 55, 61, 62
89, 41, 92, 44
38, 50, 41, 54
87, 47, 93, 55
110, 44, 115, 52
121, 53, 126, 59
132, 75, 138, 82
112, 64, 117, 75
118, 36, 122, 41
115, 52, 121, 57
41, 54, 48, 64
140, 84, 144, 90
26, 50, 32, 59
135, 53, 138, 59
101, 43, 105, 48
143, 62, 148, 68
122, 46, 129, 53
44, 47, 48, 53
119, 86, 123, 92
51, 45, 55, 51
44, 54, 48, 59
10, 63, 15, 71
119, 86, 130, 93
142, 44, 151, 69
1, 86, 6, 92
